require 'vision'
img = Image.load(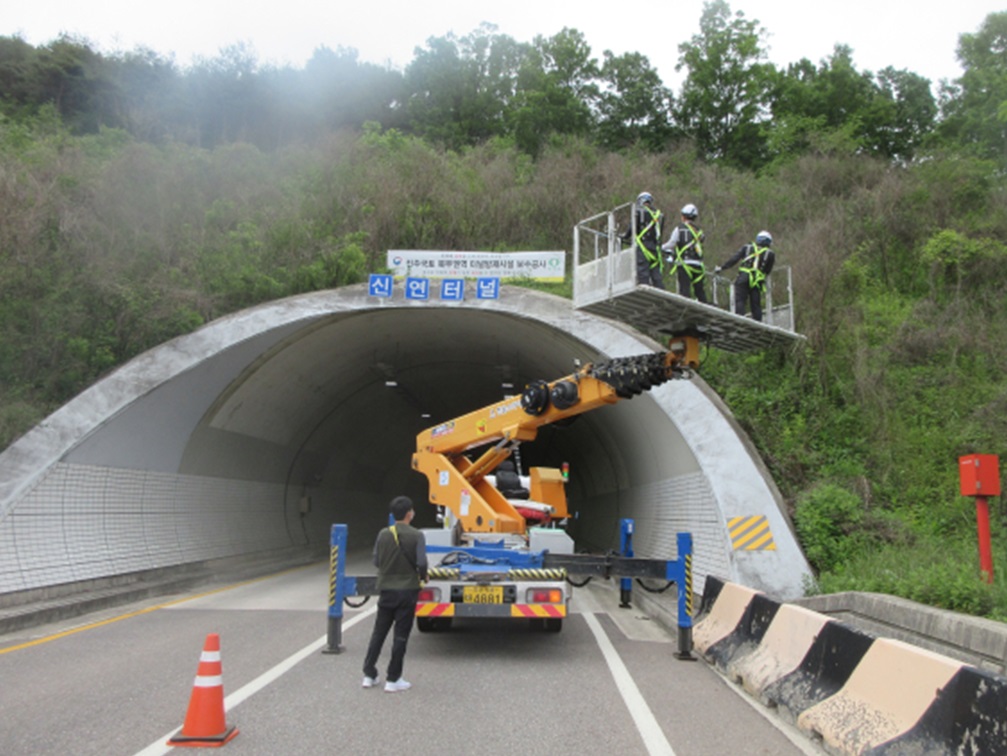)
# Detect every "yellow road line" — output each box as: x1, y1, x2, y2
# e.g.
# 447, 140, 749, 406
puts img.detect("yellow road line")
0, 562, 319, 655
